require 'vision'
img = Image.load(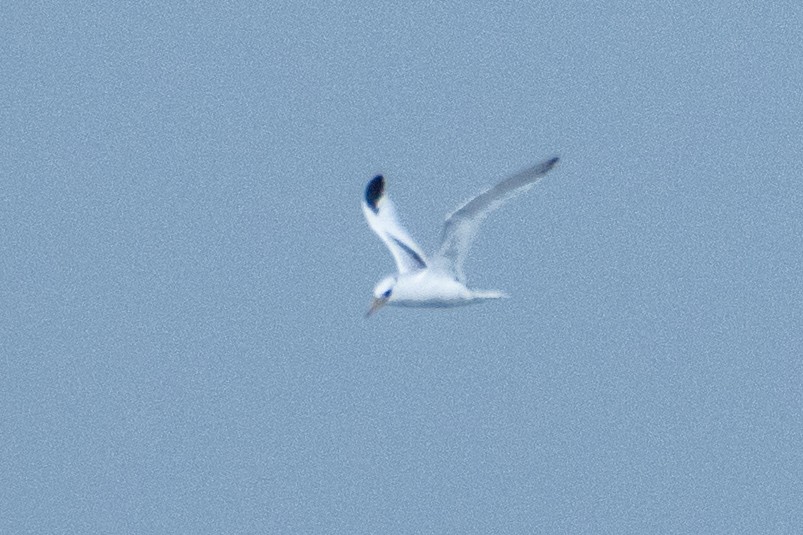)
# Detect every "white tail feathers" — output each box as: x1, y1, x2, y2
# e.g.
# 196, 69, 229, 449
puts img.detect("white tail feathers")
471, 290, 510, 300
